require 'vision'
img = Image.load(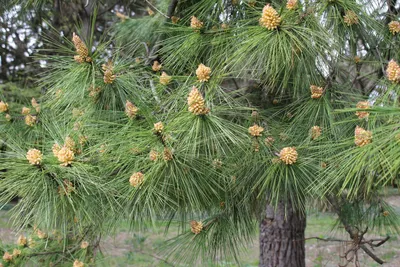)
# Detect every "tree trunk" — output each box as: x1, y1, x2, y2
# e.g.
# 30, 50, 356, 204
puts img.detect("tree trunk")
259, 200, 306, 267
